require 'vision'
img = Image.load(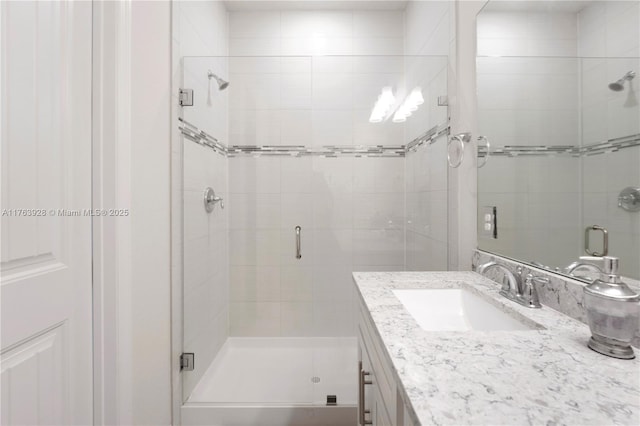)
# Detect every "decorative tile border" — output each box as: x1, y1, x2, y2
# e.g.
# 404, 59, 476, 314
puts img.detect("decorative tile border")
581, 133, 640, 156
179, 117, 449, 158
179, 118, 228, 156
405, 123, 450, 152
472, 250, 640, 347
182, 115, 638, 160
481, 145, 580, 157
226, 144, 406, 158
479, 133, 640, 158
